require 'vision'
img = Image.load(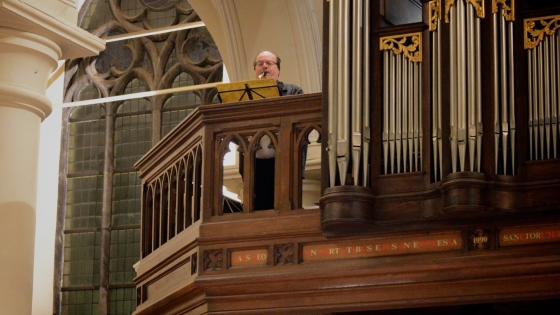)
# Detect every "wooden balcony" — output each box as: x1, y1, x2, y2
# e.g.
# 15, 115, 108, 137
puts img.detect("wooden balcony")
133, 93, 323, 313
